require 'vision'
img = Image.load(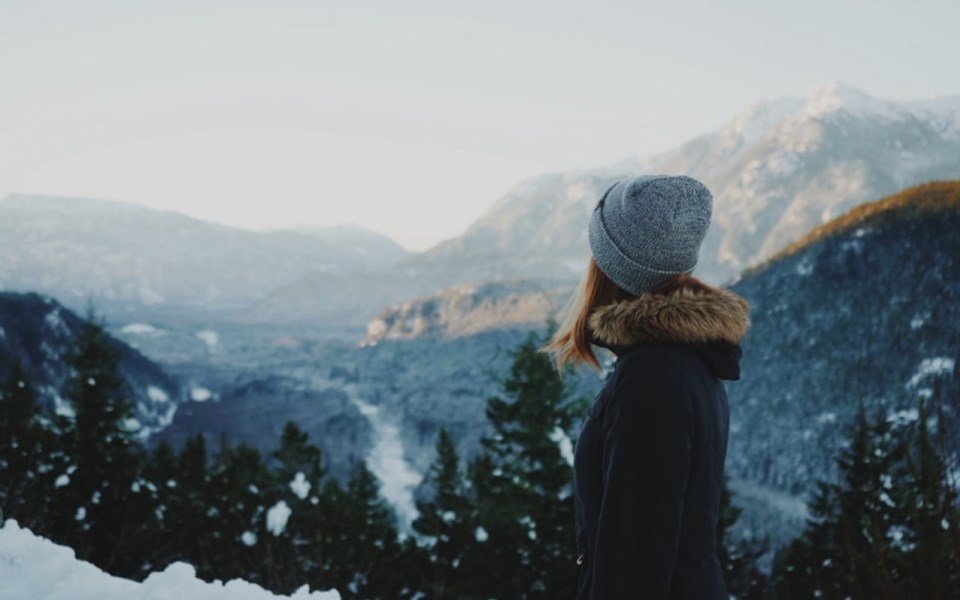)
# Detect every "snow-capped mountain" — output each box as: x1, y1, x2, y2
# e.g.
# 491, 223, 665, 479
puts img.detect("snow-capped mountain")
0, 195, 410, 314
405, 83, 960, 286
